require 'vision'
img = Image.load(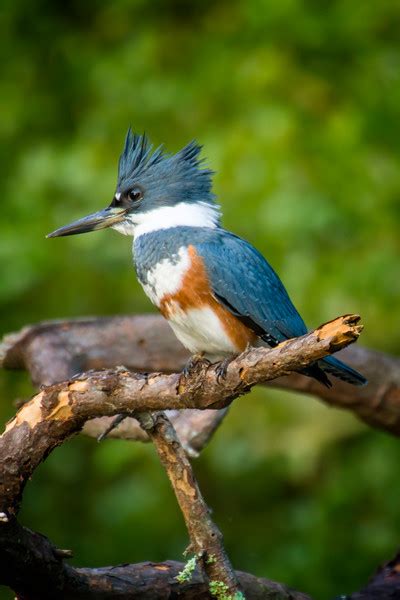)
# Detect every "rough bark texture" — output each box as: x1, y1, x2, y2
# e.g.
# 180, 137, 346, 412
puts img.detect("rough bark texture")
0, 315, 228, 456
135, 411, 242, 596
2, 314, 399, 442
0, 519, 310, 600
0, 315, 362, 516
0, 518, 399, 599
1, 312, 400, 599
